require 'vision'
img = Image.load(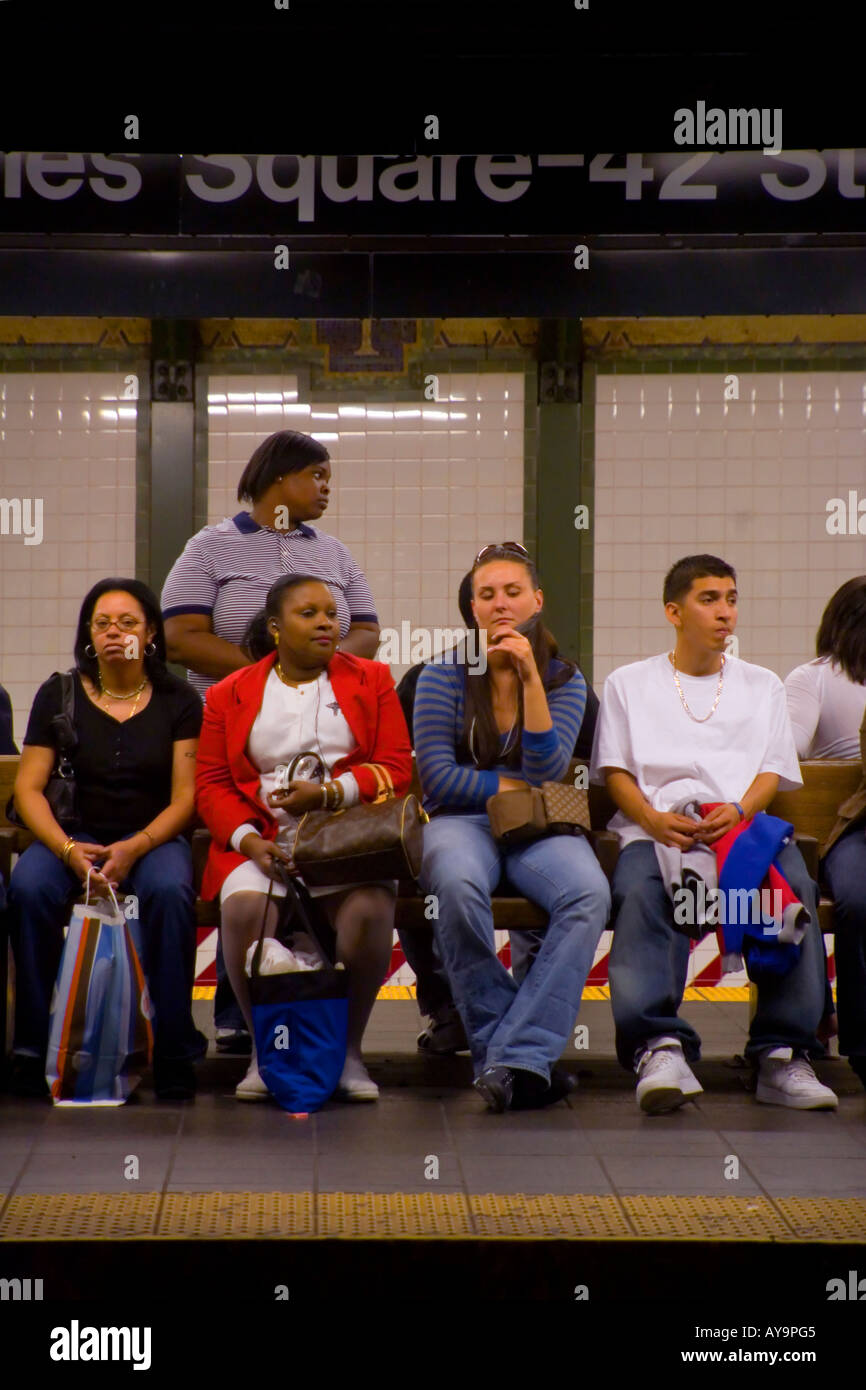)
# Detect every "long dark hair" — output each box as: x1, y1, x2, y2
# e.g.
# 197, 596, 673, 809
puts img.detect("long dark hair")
461, 548, 576, 770
815, 576, 866, 684
74, 577, 174, 690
